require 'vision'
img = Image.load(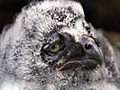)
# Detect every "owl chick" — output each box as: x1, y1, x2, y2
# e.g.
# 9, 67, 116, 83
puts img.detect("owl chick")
0, 0, 120, 90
